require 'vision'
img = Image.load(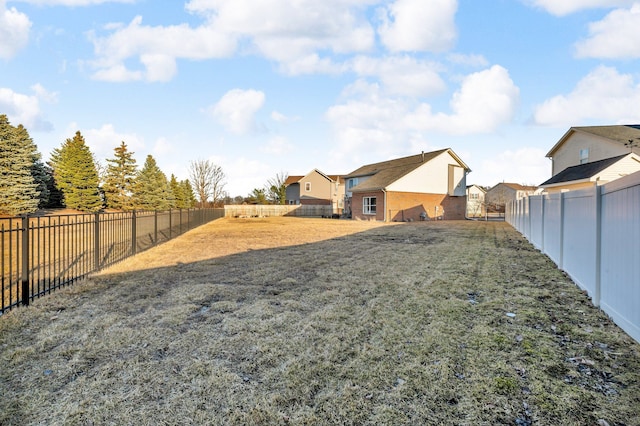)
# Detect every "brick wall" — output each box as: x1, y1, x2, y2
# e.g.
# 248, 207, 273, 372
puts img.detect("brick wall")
350, 191, 466, 221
